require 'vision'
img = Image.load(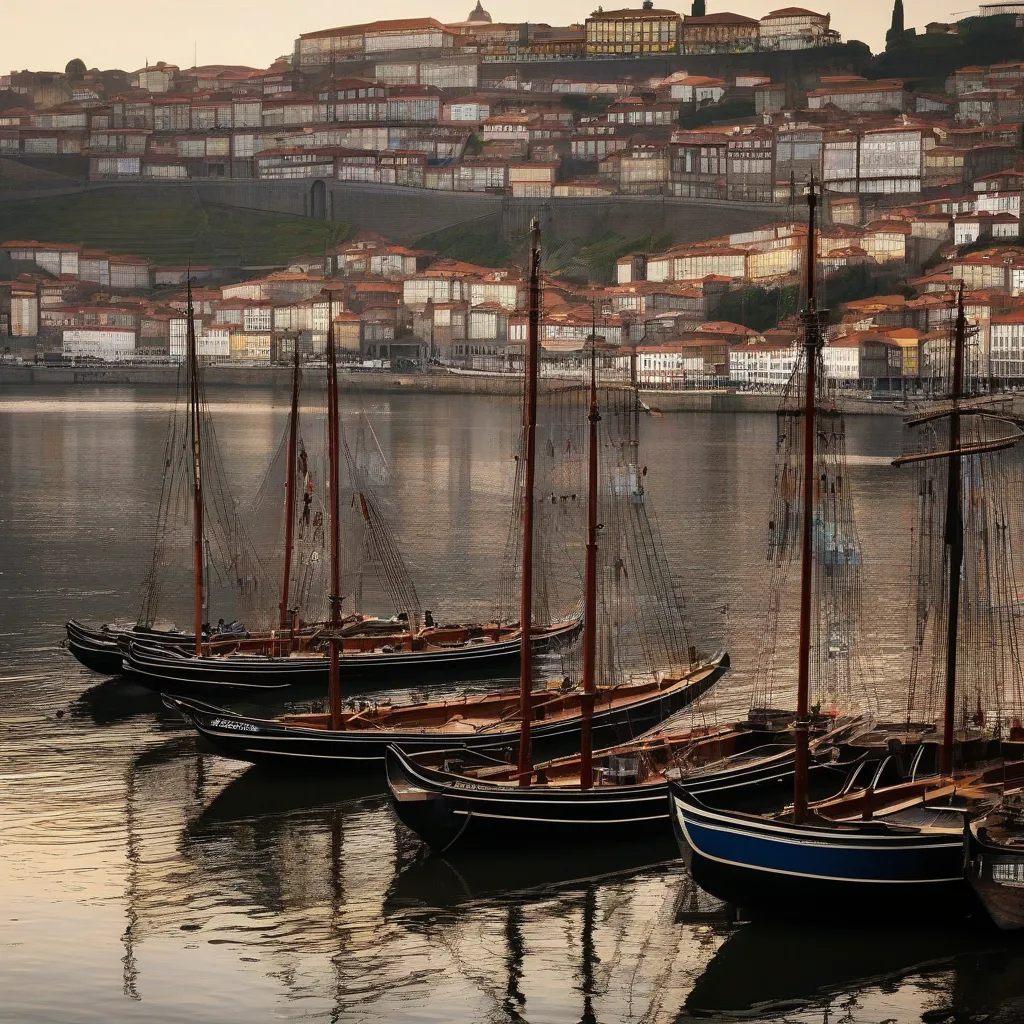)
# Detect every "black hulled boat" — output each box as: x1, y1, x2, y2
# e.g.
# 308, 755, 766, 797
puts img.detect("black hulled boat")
670, 192, 1024, 918
66, 282, 286, 677
122, 616, 580, 695
387, 230, 734, 850
164, 222, 706, 773
163, 663, 714, 770
386, 654, 728, 850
